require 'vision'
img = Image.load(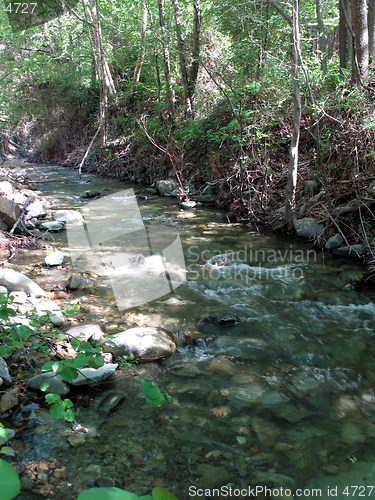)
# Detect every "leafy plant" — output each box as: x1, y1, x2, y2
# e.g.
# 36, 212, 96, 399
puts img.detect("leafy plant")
0, 459, 21, 500
141, 379, 172, 408
45, 393, 75, 421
